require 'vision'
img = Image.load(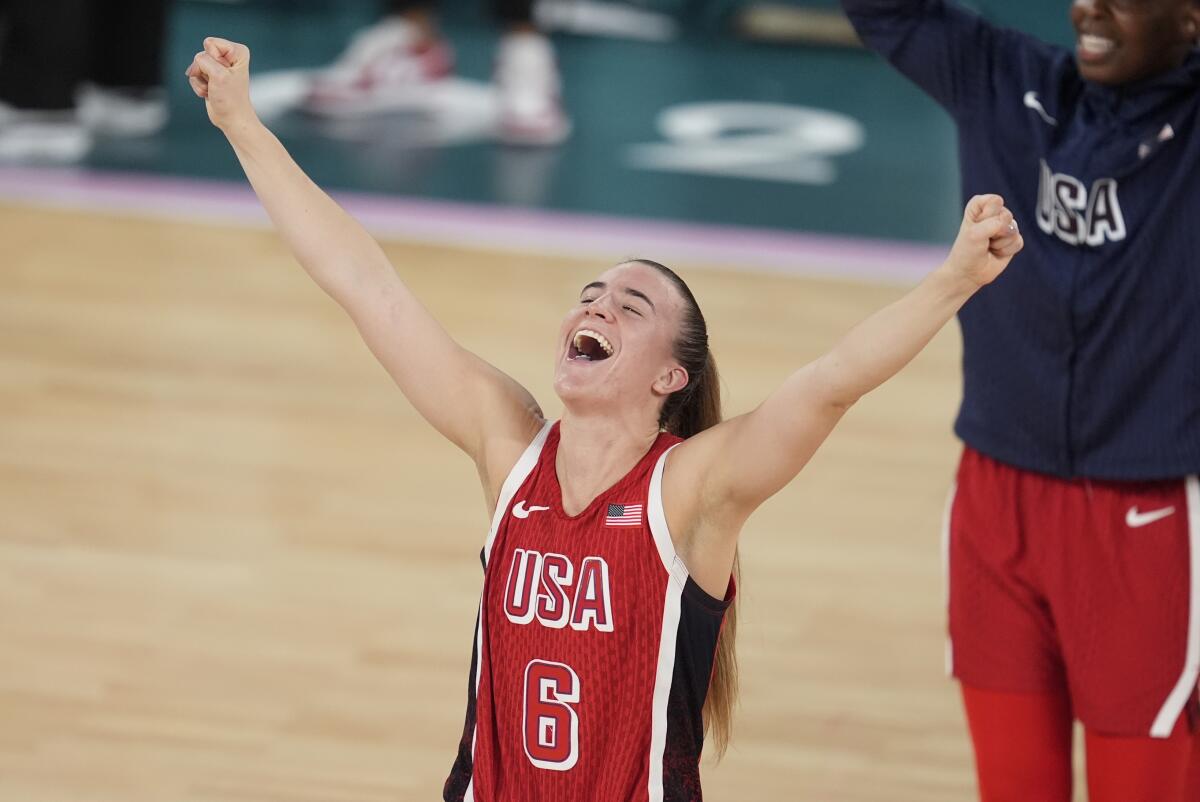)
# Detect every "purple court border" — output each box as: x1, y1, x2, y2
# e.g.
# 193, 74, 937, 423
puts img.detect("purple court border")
0, 166, 946, 284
